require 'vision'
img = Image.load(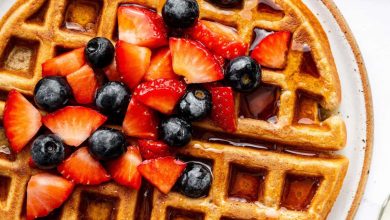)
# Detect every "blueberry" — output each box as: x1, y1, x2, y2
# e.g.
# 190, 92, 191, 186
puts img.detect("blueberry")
210, 0, 243, 8
178, 88, 212, 121
85, 37, 115, 69
31, 134, 65, 169
177, 162, 212, 198
88, 128, 126, 161
225, 56, 262, 92
162, 0, 199, 29
160, 117, 192, 147
34, 76, 72, 112
95, 81, 131, 122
